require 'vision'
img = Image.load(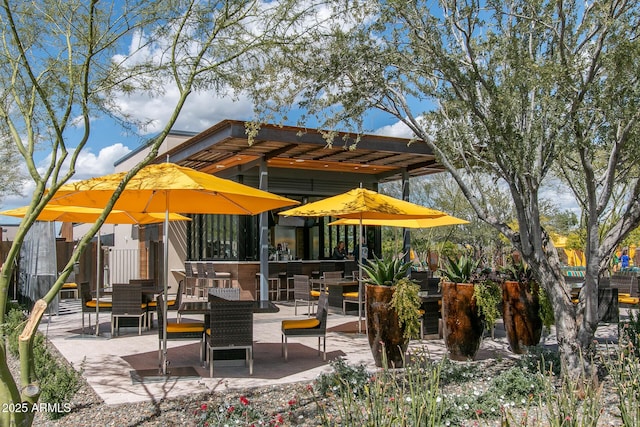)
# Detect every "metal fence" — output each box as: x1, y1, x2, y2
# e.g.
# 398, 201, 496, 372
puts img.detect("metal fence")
107, 248, 141, 285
